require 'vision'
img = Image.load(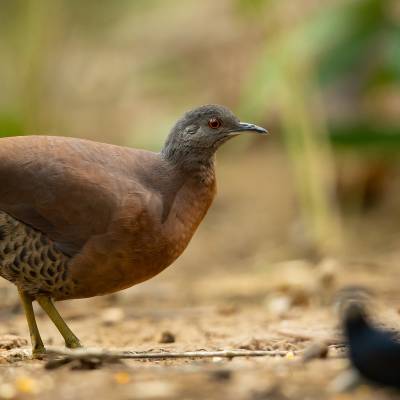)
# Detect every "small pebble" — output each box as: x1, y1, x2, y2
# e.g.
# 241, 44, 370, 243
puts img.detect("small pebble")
209, 369, 232, 381
132, 381, 176, 398
217, 304, 239, 316
101, 307, 124, 326
264, 295, 291, 317
113, 372, 131, 385
15, 377, 40, 395
302, 342, 329, 362
159, 331, 175, 344
285, 351, 295, 360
